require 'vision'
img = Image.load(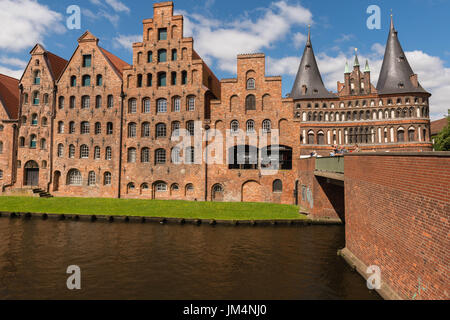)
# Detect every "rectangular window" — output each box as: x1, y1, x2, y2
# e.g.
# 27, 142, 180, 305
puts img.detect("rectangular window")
83, 55, 92, 67
158, 28, 167, 40
107, 95, 113, 108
